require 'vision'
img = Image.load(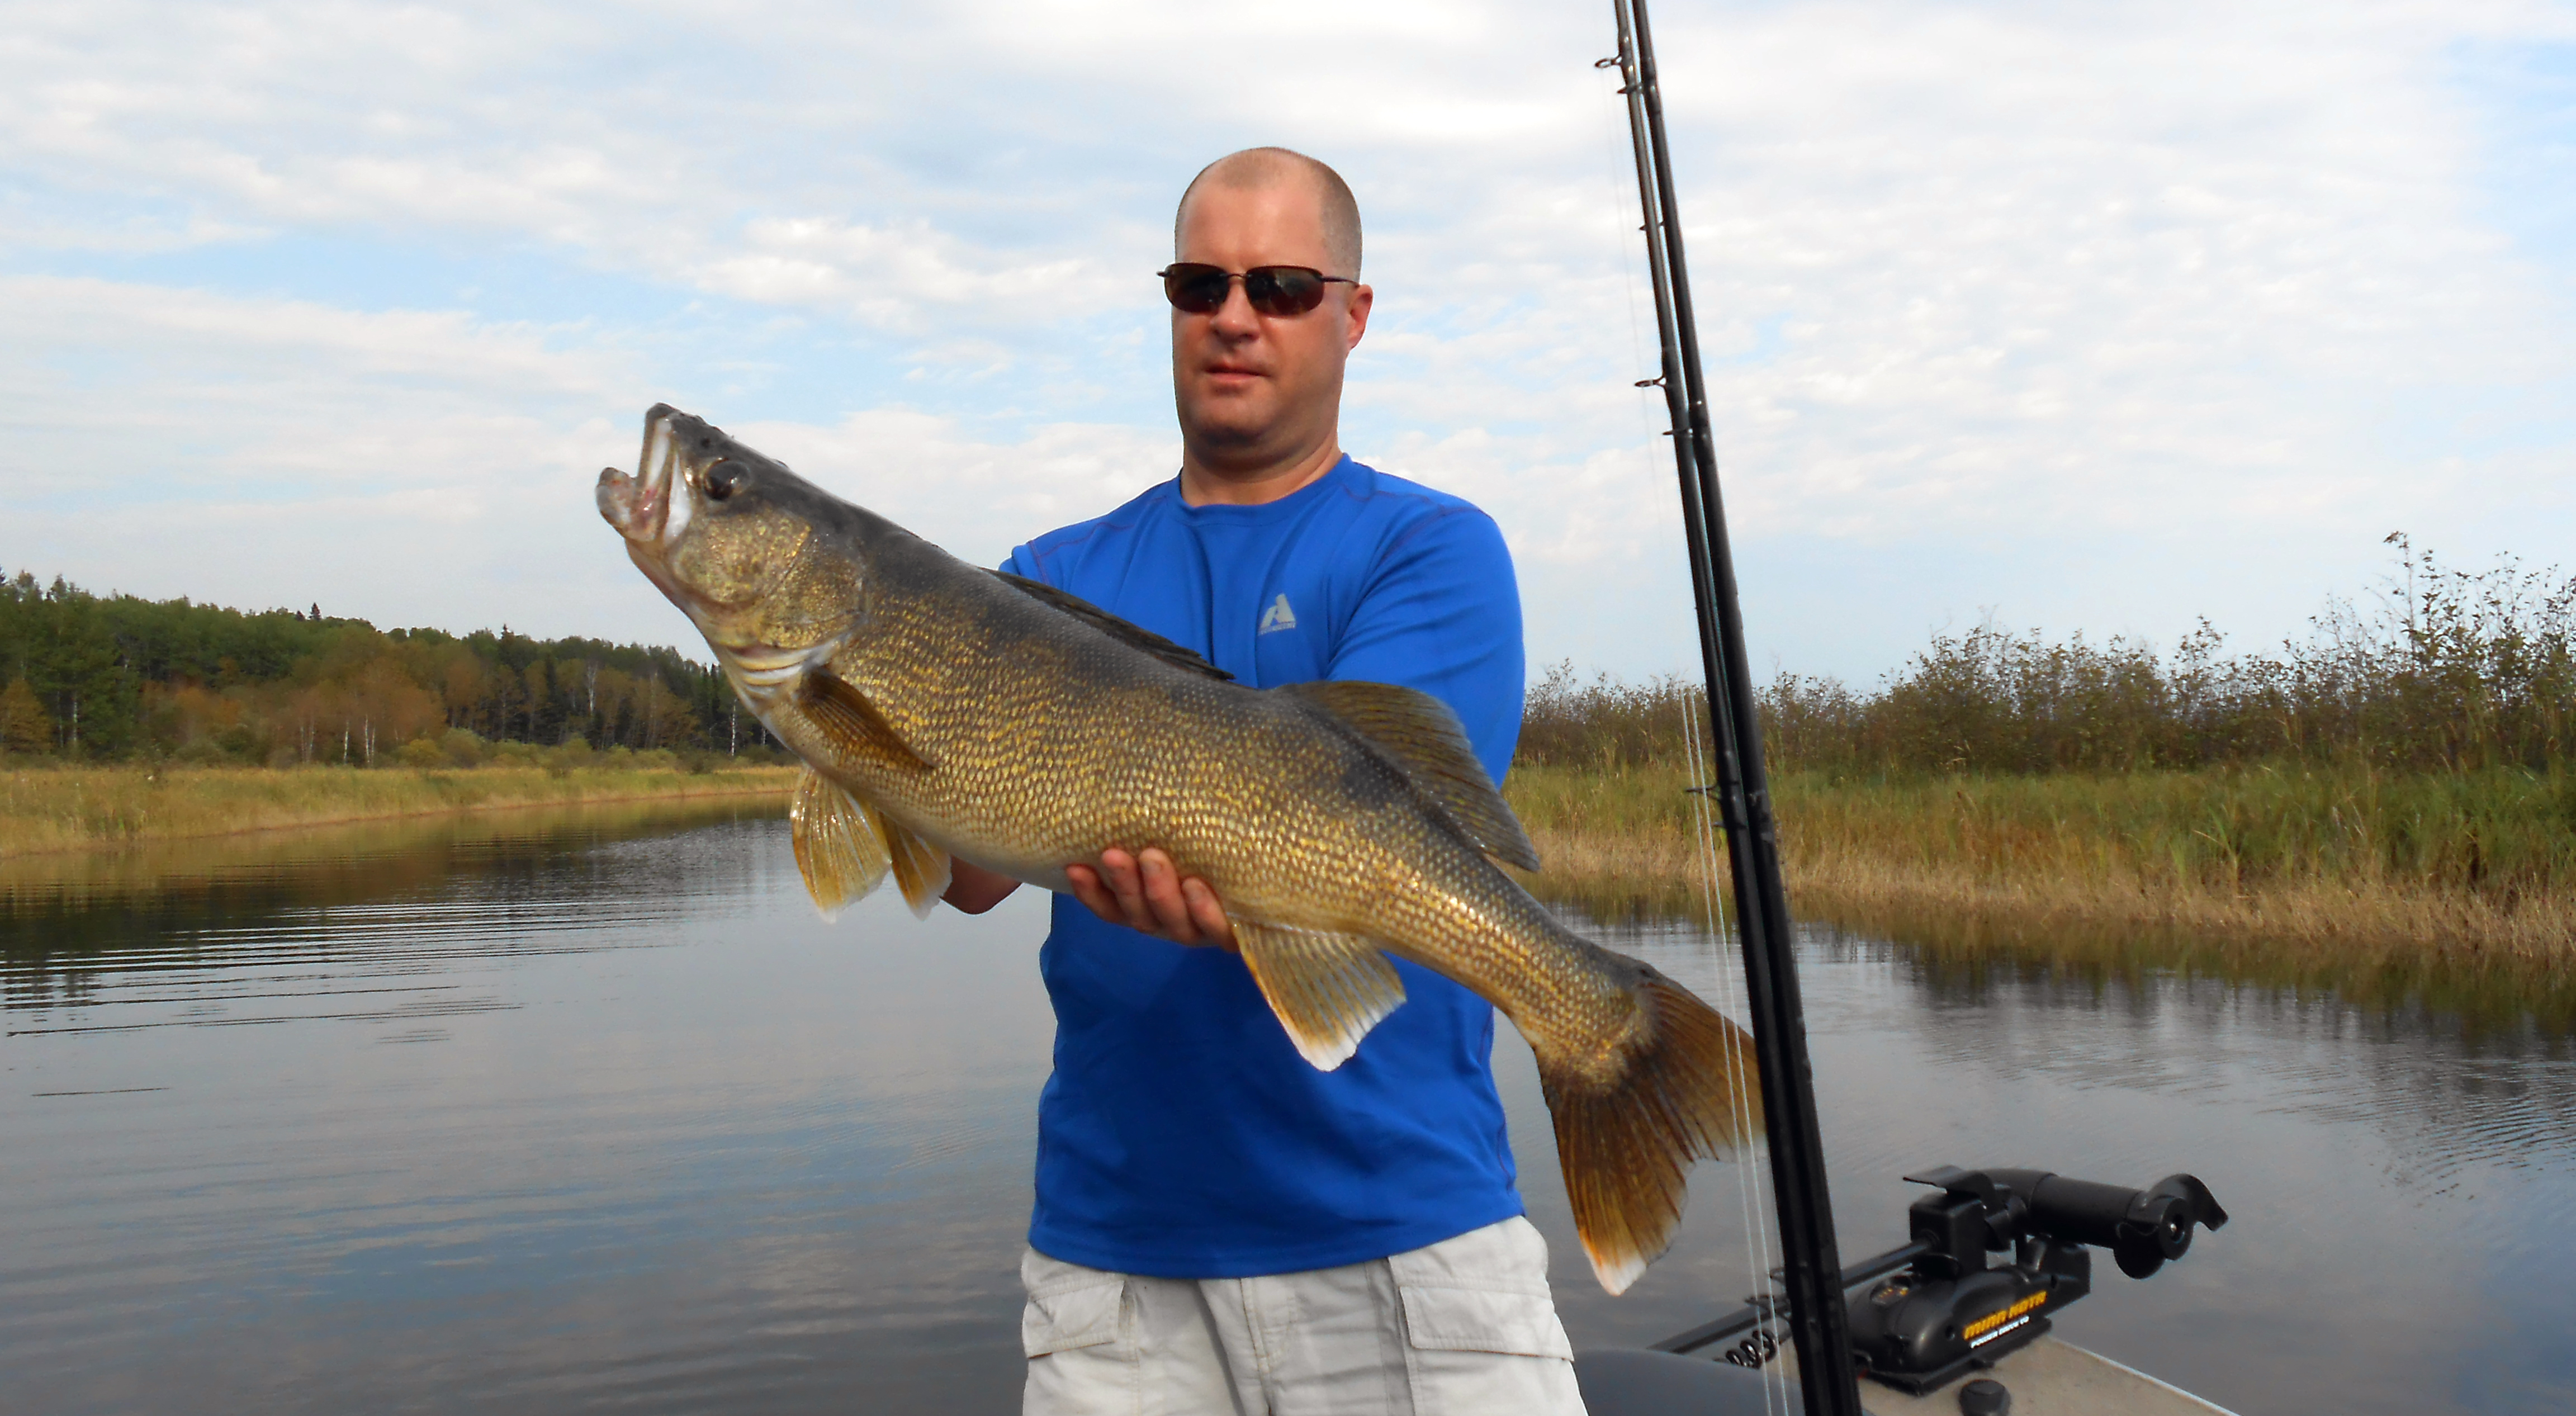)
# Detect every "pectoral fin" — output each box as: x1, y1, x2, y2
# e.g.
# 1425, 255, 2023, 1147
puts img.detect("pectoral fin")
1230, 921, 1407, 1072
879, 815, 952, 919
801, 667, 932, 773
789, 767, 893, 918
